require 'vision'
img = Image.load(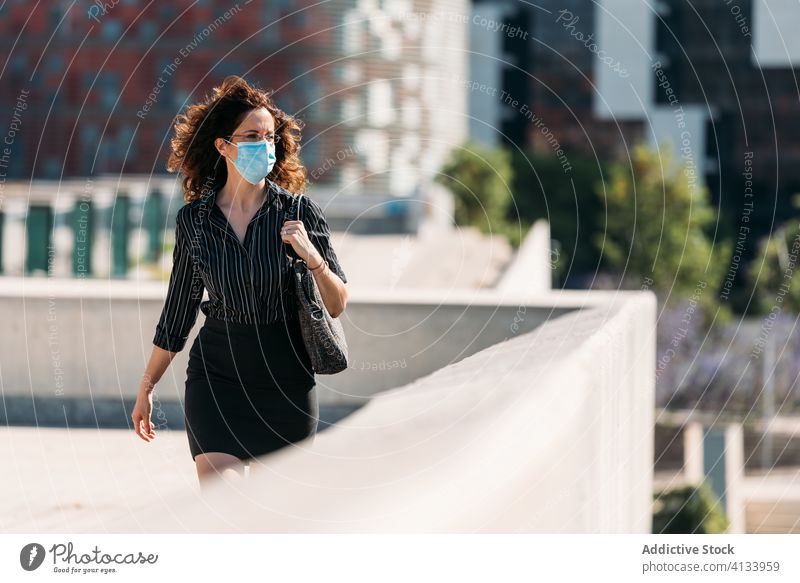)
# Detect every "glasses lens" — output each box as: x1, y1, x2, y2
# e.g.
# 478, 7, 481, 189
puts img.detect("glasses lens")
234, 134, 279, 144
